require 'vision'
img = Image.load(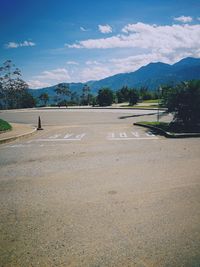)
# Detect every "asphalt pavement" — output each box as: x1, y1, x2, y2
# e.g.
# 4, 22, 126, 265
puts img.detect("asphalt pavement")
0, 108, 200, 267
